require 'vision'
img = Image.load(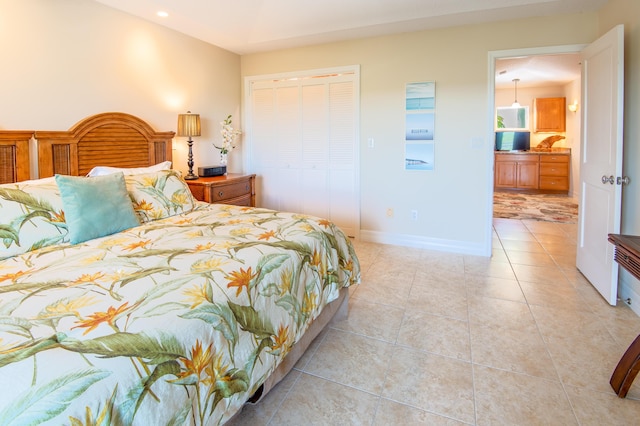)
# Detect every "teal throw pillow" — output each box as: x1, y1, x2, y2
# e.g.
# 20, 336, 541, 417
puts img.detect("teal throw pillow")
55, 173, 140, 244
